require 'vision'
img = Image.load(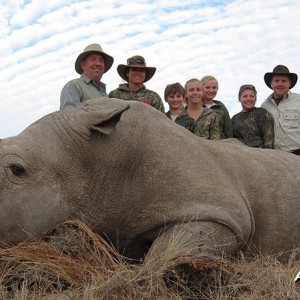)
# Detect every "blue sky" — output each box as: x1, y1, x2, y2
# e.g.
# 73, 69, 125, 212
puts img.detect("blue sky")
1, 0, 299, 137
